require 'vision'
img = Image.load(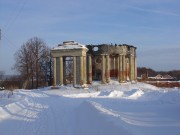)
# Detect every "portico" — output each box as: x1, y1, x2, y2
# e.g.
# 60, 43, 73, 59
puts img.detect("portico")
51, 41, 88, 87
